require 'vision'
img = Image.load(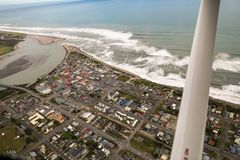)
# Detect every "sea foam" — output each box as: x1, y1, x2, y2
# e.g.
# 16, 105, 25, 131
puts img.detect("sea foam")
0, 25, 239, 104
